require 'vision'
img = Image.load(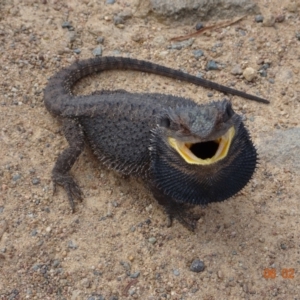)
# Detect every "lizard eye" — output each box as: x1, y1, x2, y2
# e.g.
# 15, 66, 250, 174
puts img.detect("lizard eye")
160, 117, 170, 128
